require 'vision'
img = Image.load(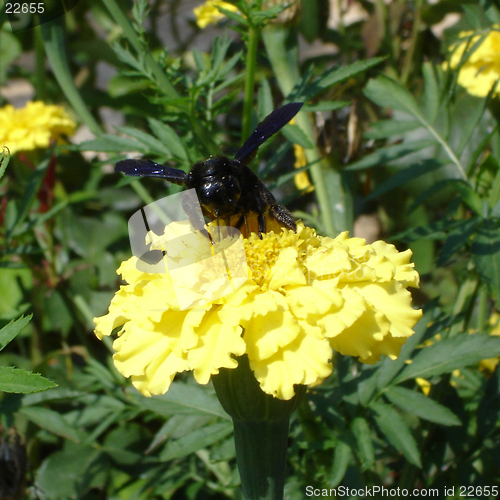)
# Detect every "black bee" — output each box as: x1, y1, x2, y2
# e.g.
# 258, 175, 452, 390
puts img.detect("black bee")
115, 102, 303, 238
